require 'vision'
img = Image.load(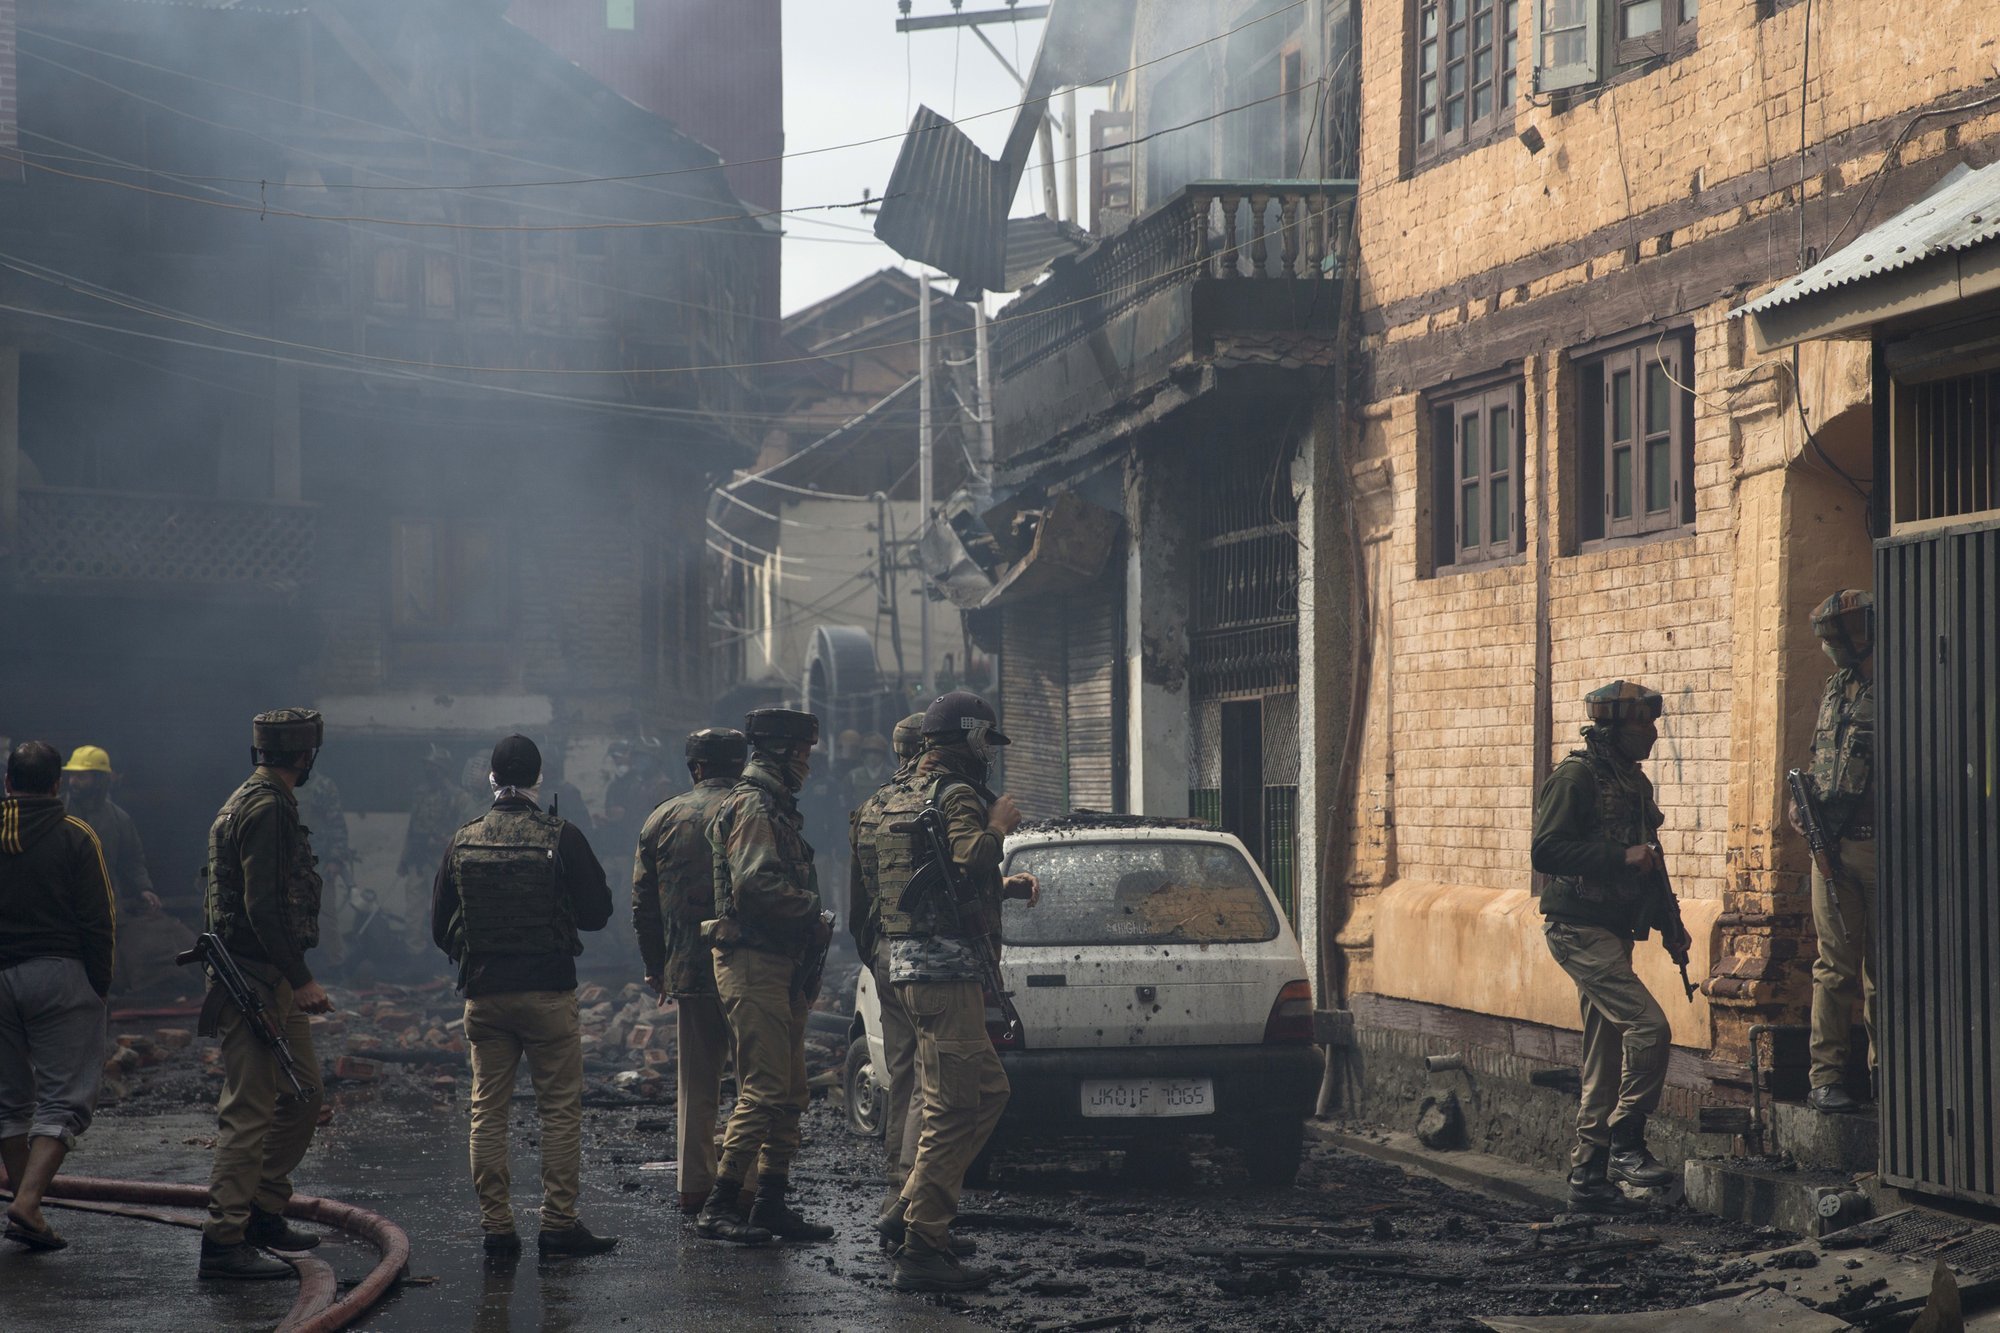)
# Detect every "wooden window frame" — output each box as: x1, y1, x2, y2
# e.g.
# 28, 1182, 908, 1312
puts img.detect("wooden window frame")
1612, 0, 1697, 67
1413, 0, 1520, 168
1577, 330, 1695, 546
1089, 110, 1135, 233
1429, 373, 1525, 571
